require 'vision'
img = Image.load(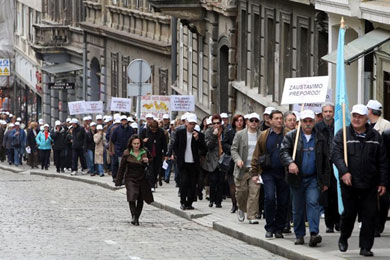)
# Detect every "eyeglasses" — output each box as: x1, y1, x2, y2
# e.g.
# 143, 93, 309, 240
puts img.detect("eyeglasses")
213, 121, 221, 125
249, 118, 259, 123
